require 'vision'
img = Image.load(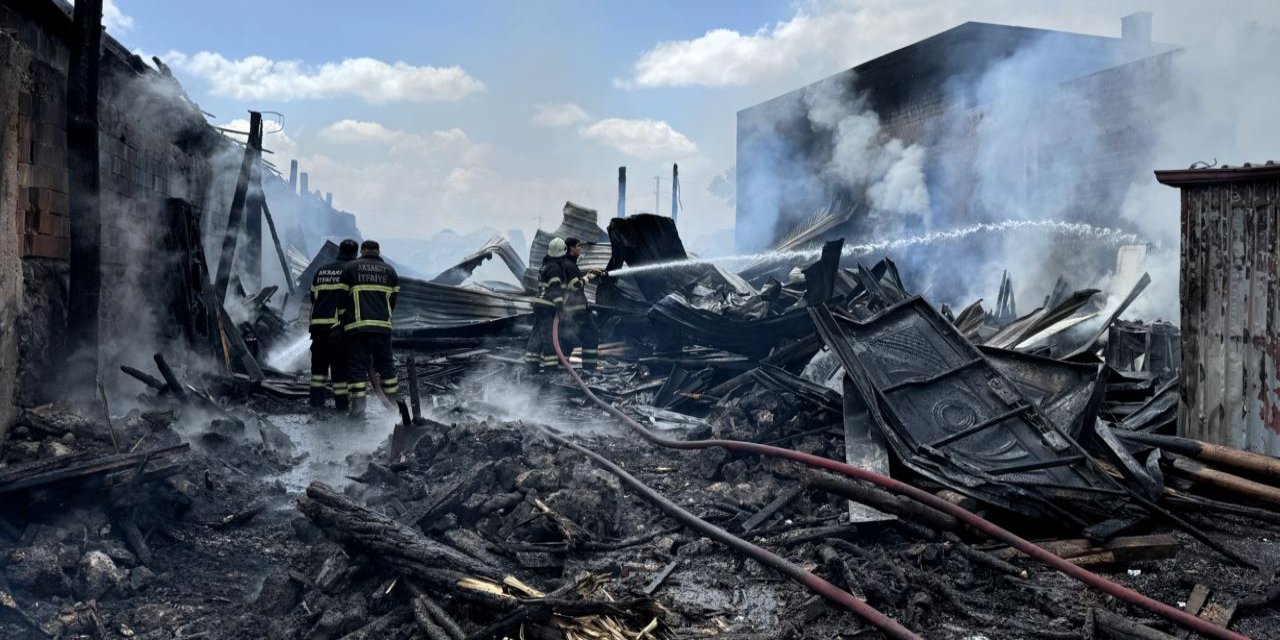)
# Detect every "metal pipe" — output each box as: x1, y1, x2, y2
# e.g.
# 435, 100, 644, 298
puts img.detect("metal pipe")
1115, 431, 1280, 480
671, 164, 679, 222
550, 315, 1251, 640
617, 167, 626, 218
